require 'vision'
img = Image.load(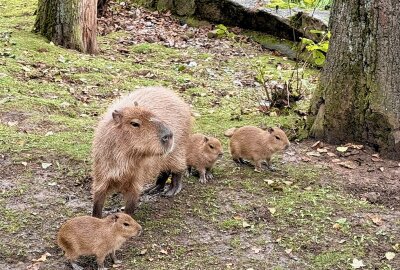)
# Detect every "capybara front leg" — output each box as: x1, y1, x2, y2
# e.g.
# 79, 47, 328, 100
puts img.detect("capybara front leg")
111, 250, 122, 264
163, 172, 183, 197
142, 170, 170, 195
198, 168, 207, 184
92, 190, 107, 218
